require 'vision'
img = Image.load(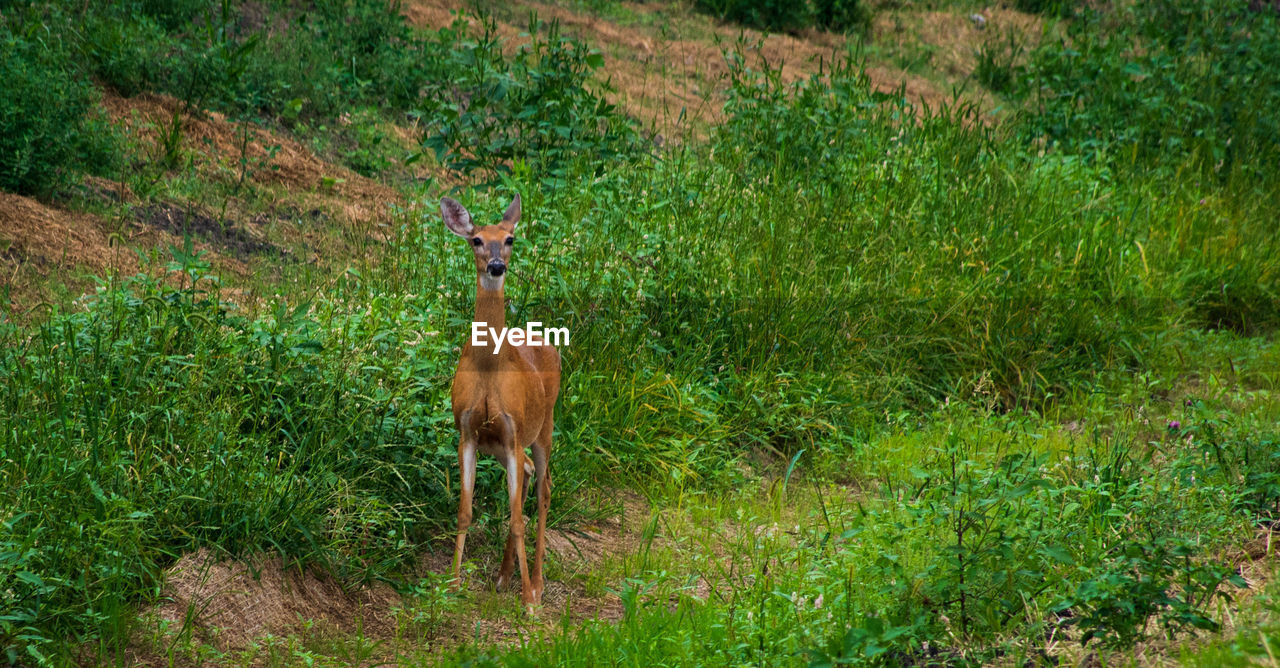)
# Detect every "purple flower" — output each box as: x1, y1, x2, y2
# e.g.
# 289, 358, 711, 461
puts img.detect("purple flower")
1168, 420, 1181, 430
